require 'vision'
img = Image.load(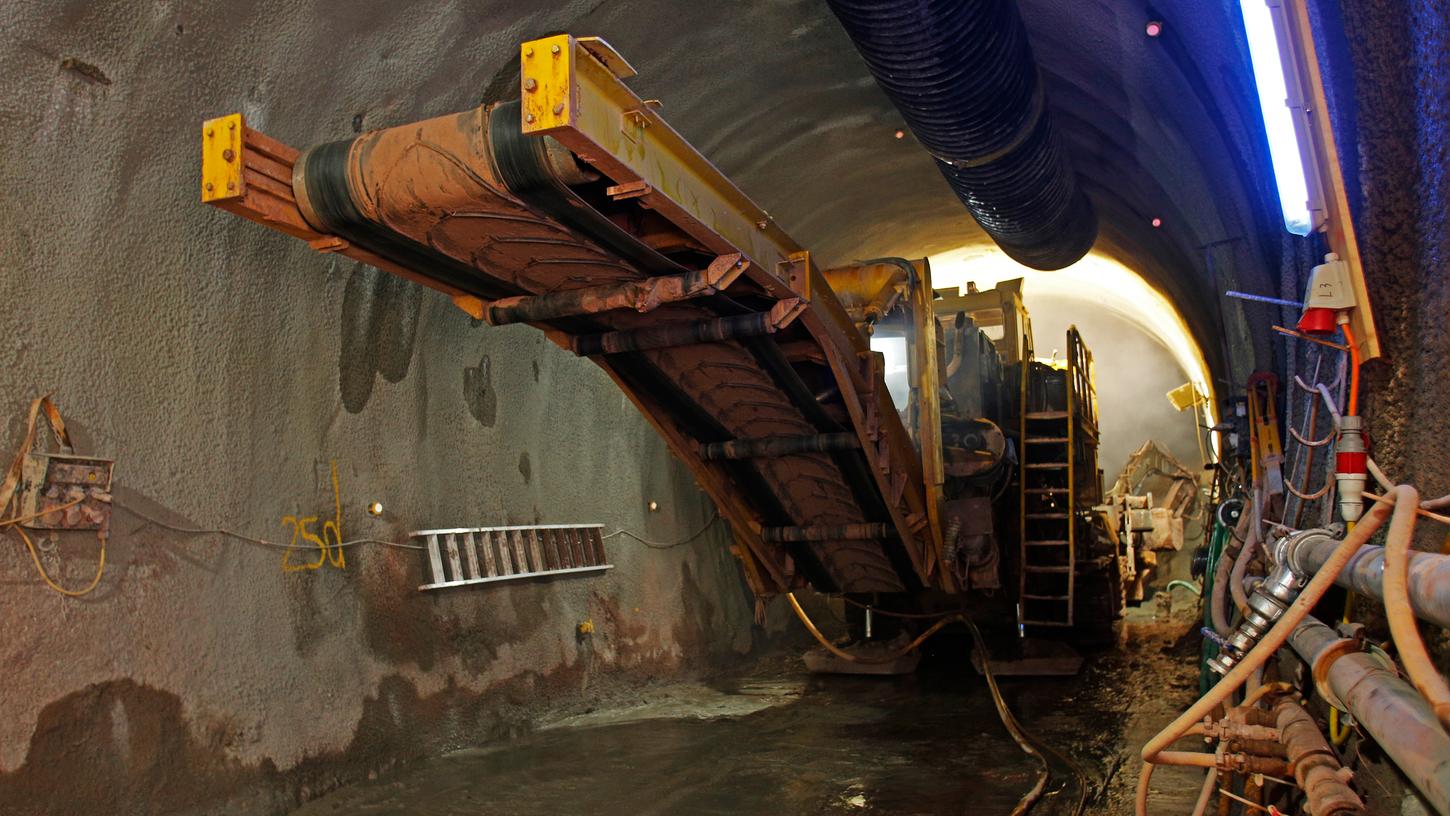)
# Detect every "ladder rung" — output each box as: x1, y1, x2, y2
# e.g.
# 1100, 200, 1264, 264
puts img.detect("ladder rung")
1025, 540, 1070, 546
1025, 488, 1070, 494
1025, 463, 1068, 470
1022, 593, 1071, 601
1021, 619, 1074, 627
1024, 565, 1072, 573
1026, 411, 1068, 420
1025, 437, 1069, 444
1026, 513, 1069, 520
